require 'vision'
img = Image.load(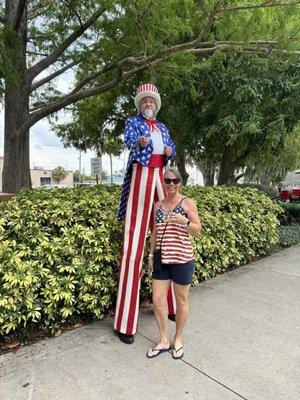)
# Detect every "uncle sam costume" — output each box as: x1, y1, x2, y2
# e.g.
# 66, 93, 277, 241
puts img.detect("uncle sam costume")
115, 84, 177, 338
